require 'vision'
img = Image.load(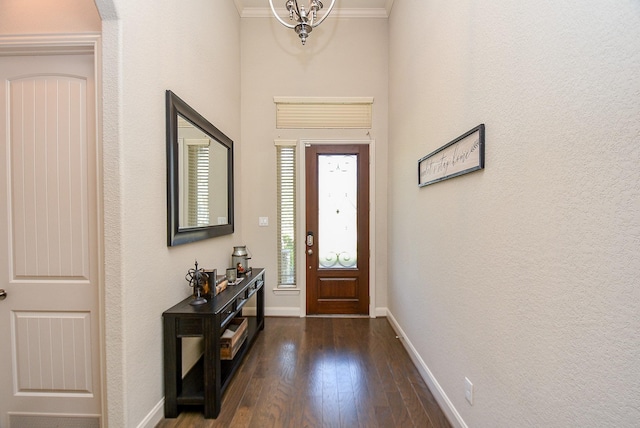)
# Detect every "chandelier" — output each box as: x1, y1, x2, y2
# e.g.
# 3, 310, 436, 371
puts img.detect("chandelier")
269, 0, 337, 45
